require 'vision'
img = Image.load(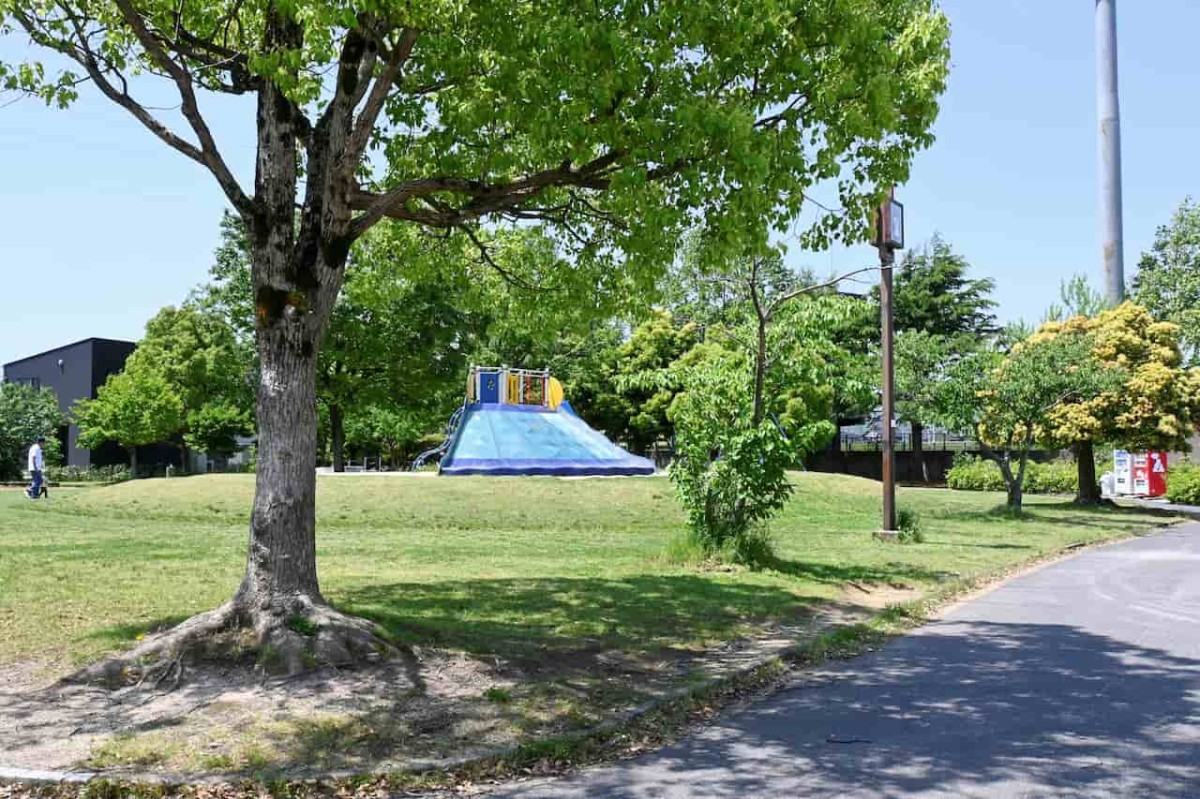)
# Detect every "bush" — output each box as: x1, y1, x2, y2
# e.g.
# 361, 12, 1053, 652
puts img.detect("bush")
946, 455, 1078, 495
896, 507, 924, 543
45, 464, 131, 484
1166, 462, 1200, 505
